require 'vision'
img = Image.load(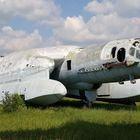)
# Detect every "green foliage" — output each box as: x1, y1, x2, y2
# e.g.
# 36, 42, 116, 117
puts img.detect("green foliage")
2, 93, 26, 112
